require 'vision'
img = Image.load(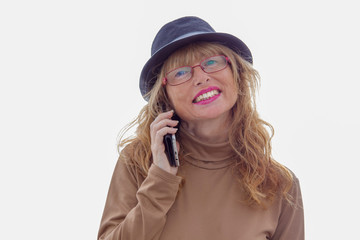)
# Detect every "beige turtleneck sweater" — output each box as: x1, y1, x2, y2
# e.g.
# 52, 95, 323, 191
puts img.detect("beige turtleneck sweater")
98, 130, 304, 240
